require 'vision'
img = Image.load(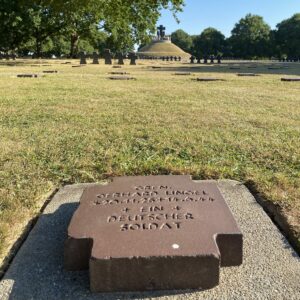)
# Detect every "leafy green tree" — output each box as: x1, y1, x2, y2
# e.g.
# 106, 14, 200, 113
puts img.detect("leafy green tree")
0, 0, 31, 53
171, 29, 193, 52
192, 27, 225, 57
229, 14, 271, 59
42, 0, 185, 55
275, 13, 300, 58
2, 0, 184, 56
